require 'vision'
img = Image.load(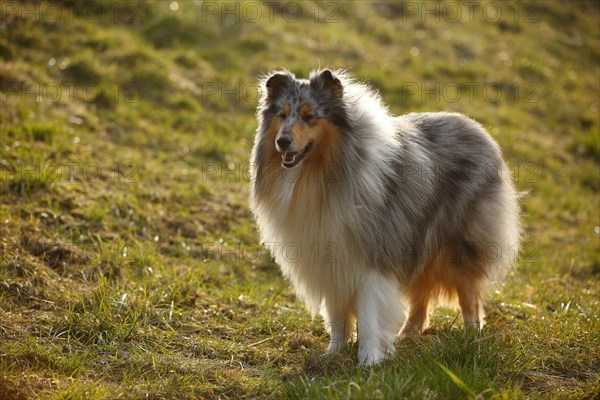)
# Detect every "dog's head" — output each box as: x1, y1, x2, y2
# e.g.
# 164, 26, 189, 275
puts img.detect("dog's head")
258, 69, 350, 169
